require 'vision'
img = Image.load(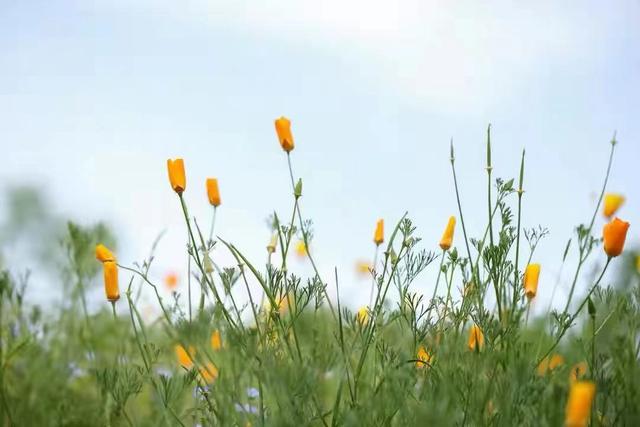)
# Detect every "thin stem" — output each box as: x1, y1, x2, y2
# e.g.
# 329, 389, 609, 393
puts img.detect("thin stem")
563, 138, 616, 312
368, 245, 380, 307
208, 206, 218, 243
512, 150, 525, 318
537, 258, 611, 366
449, 140, 475, 280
